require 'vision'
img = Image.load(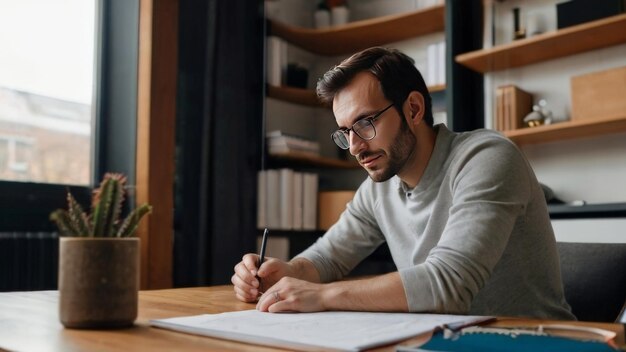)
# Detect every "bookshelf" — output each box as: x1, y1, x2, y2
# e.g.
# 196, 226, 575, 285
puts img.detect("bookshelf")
504, 114, 626, 146
268, 5, 445, 56
456, 13, 626, 73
